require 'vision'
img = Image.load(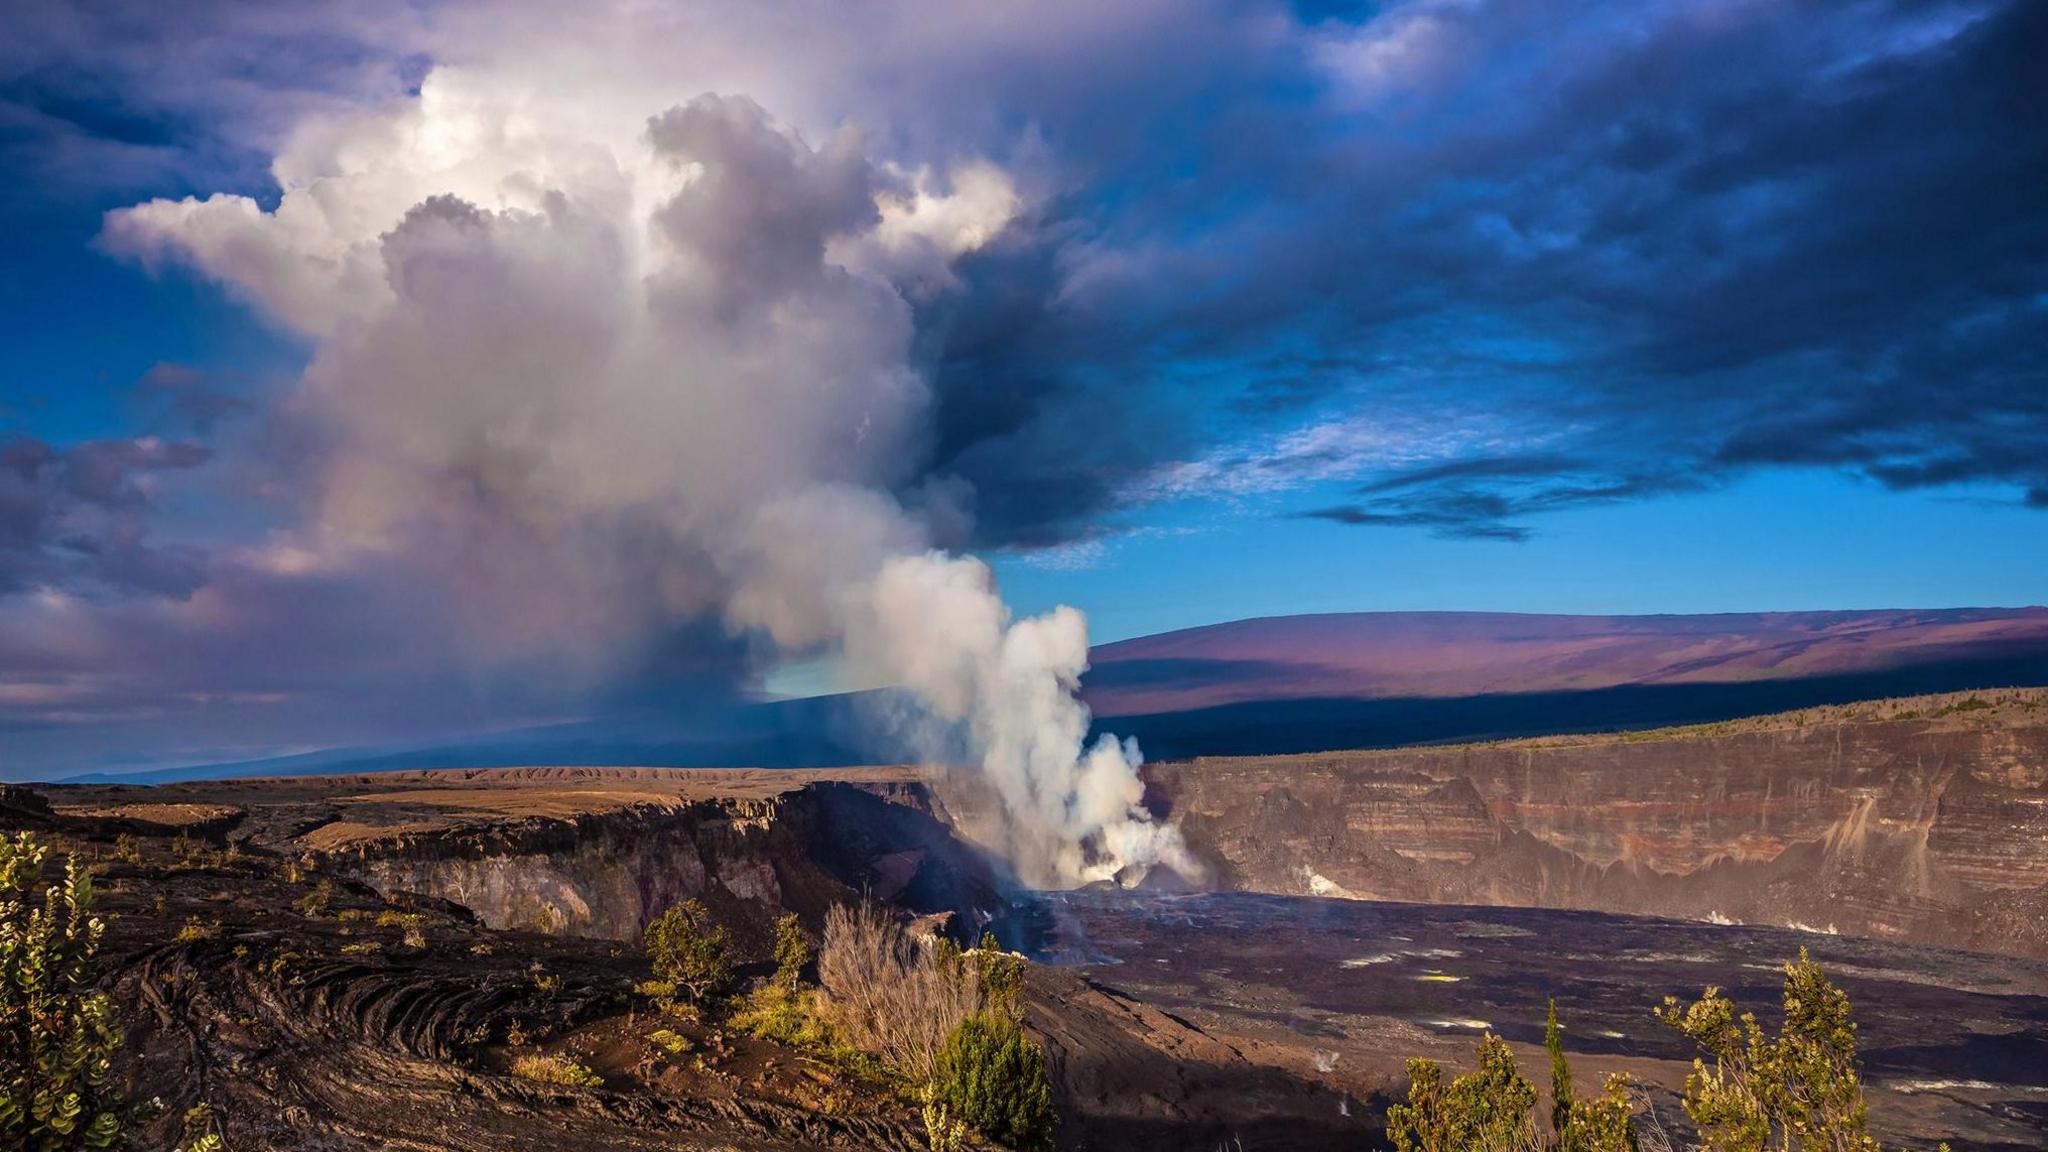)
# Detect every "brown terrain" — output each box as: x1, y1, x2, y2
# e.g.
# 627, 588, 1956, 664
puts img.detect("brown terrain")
1087, 608, 2048, 715
1142, 687, 2048, 959
2, 766, 1369, 1150
2, 688, 2045, 1150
